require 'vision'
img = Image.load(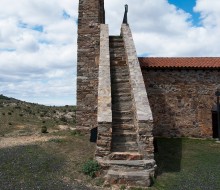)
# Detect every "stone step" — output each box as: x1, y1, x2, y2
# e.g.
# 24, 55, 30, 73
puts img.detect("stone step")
109, 36, 123, 41
105, 168, 154, 187
112, 102, 133, 111
111, 69, 129, 75
109, 43, 124, 47
112, 92, 131, 97
112, 124, 135, 131
112, 96, 132, 103
112, 110, 133, 118
99, 158, 156, 169
111, 142, 138, 152
111, 78, 129, 84
112, 116, 133, 124
112, 132, 136, 142
107, 152, 143, 161
111, 82, 131, 89
110, 60, 127, 66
